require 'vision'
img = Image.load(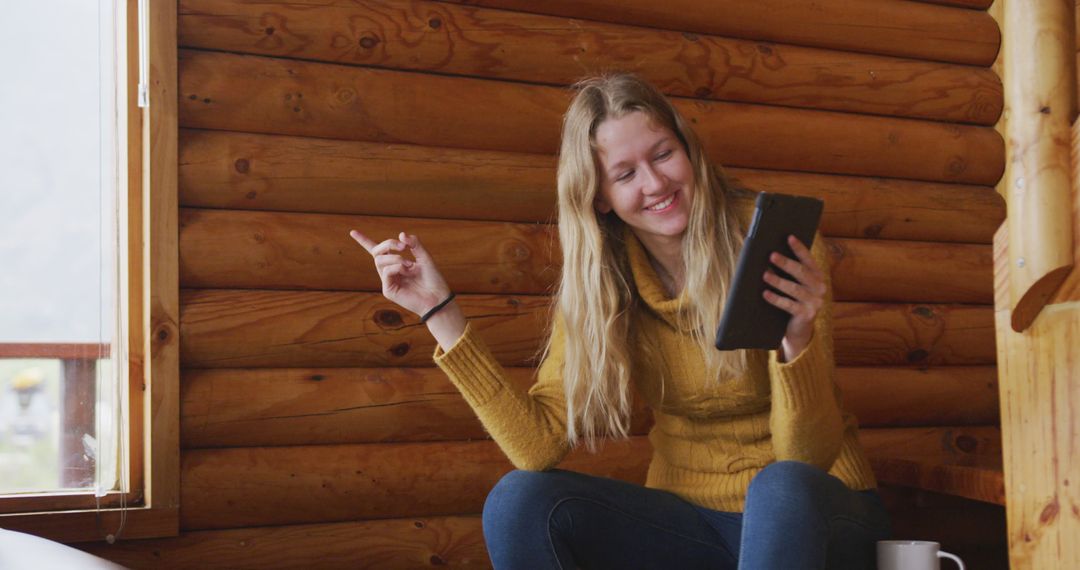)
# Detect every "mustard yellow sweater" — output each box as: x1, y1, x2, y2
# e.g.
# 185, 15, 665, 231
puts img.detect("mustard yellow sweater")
434, 224, 877, 513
